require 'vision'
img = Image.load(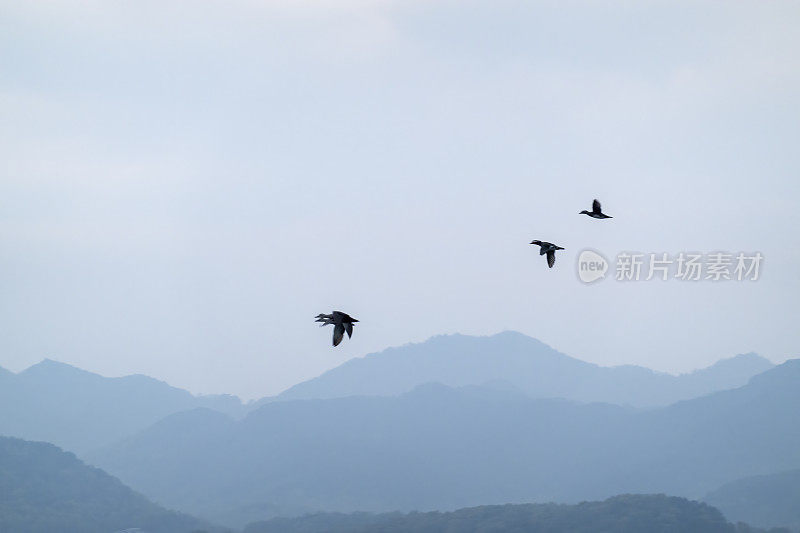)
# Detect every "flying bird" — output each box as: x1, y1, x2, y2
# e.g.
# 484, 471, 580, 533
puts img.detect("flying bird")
315, 311, 359, 347
580, 199, 612, 219
529, 240, 565, 268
